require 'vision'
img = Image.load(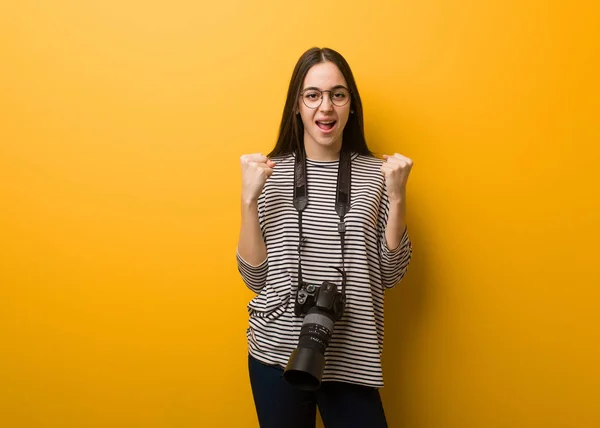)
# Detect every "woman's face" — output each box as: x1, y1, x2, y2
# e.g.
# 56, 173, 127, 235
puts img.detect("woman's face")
298, 61, 351, 160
